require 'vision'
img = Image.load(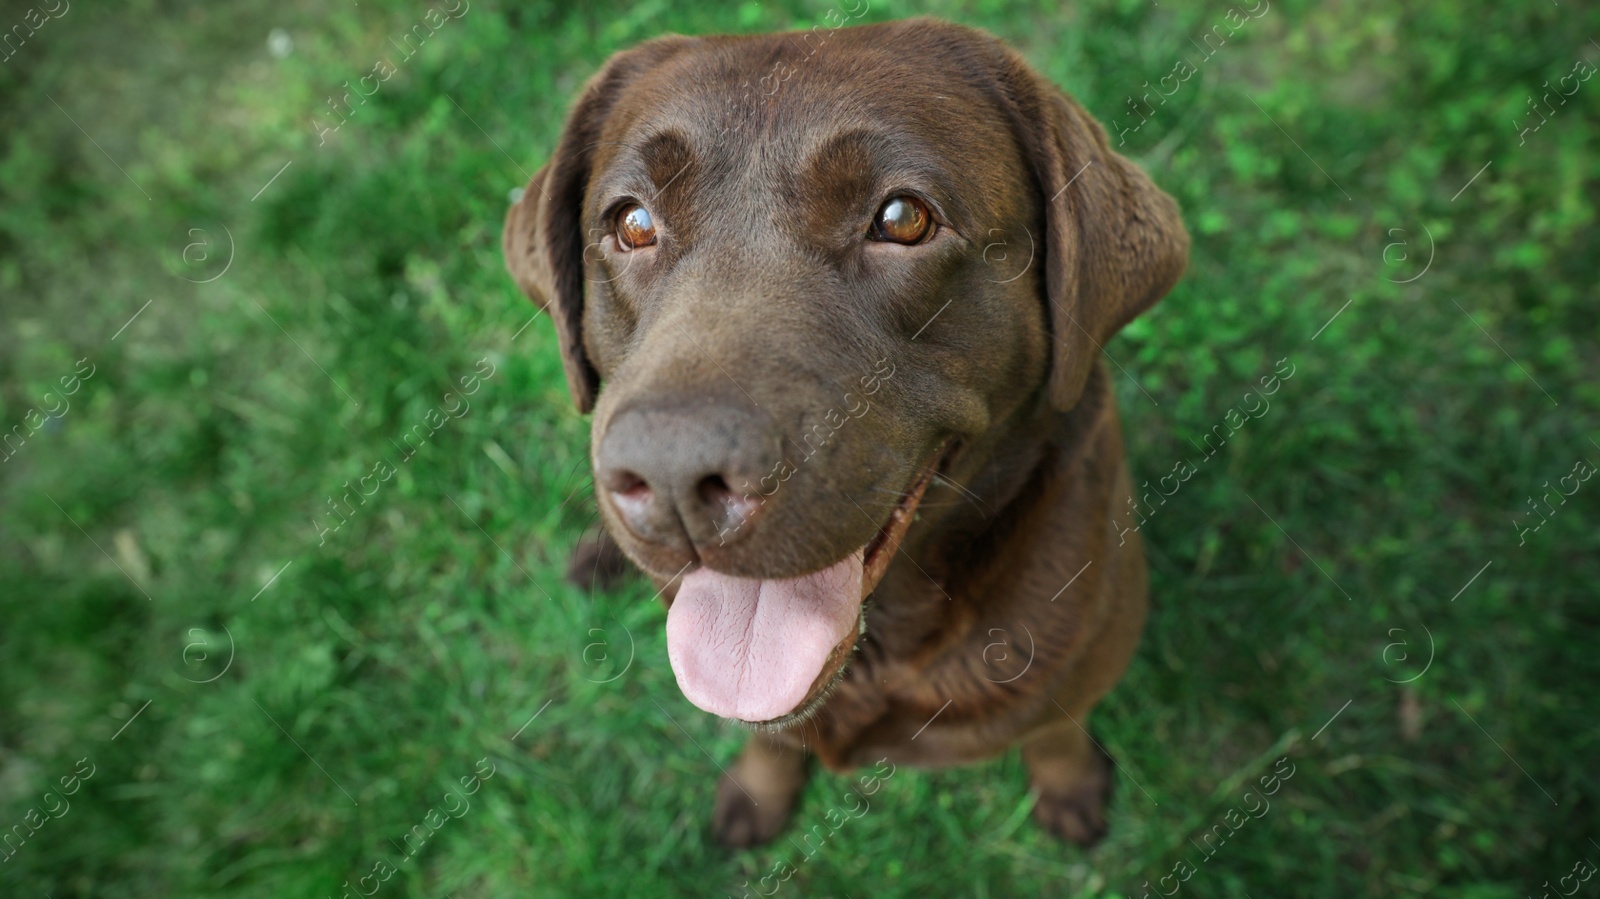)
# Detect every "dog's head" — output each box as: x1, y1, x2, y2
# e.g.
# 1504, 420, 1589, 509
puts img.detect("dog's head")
504, 18, 1187, 726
